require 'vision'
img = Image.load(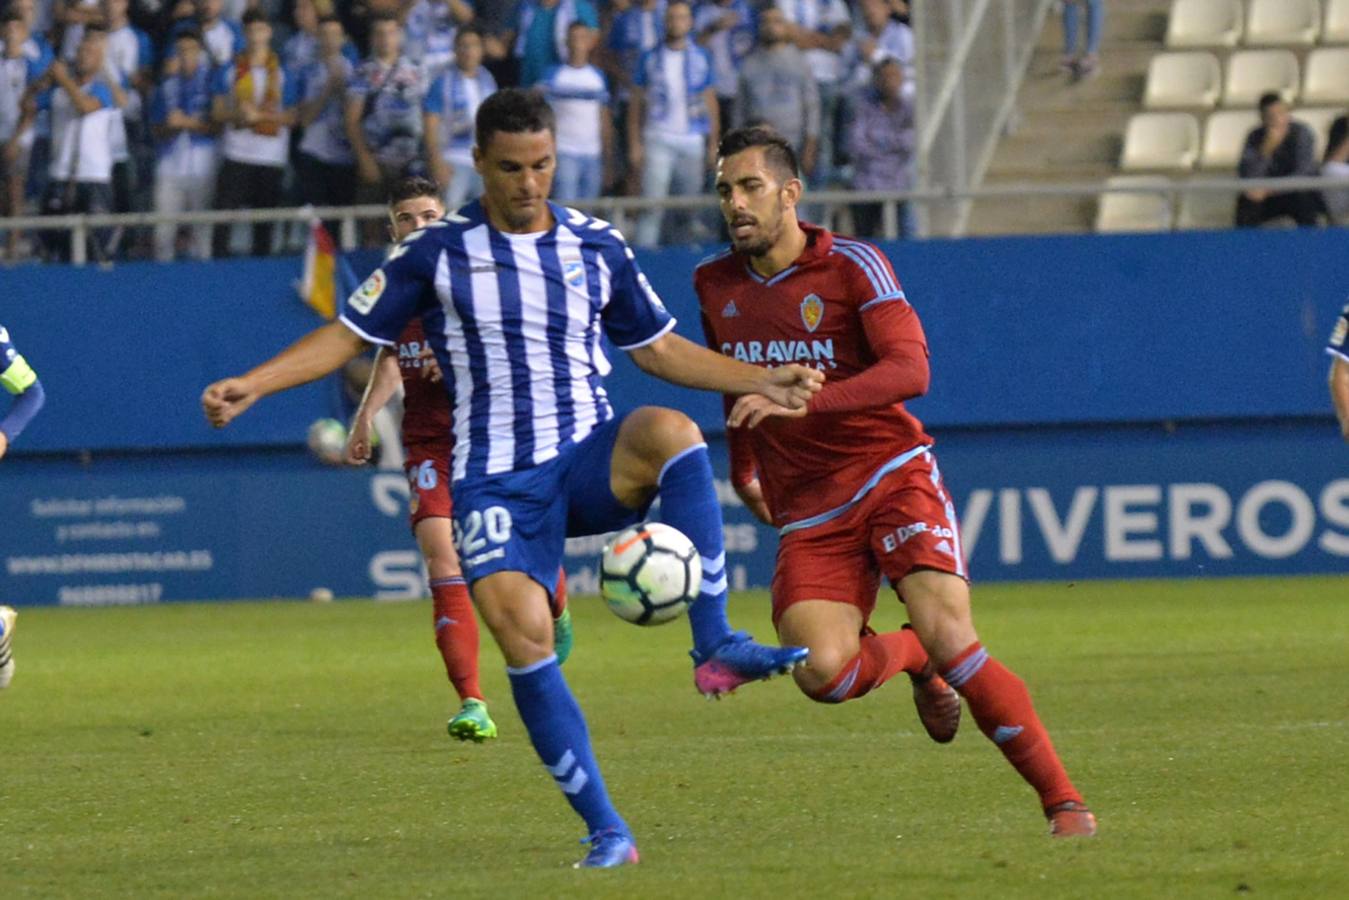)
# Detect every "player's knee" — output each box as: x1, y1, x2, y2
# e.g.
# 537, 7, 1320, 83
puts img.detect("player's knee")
628, 406, 704, 460
794, 645, 852, 702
